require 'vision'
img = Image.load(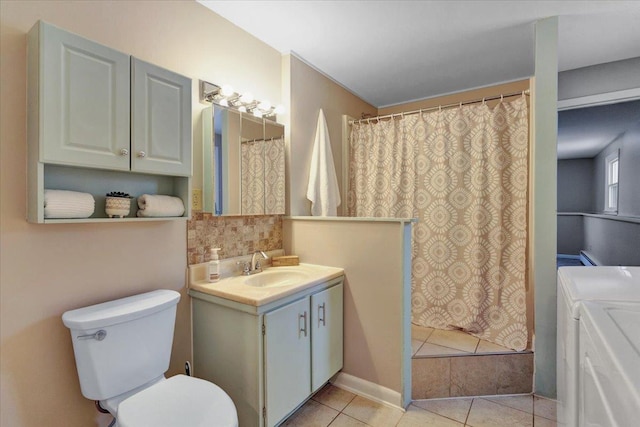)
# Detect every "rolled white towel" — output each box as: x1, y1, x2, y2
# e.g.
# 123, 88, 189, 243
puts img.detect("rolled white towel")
44, 189, 95, 219
137, 194, 185, 217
